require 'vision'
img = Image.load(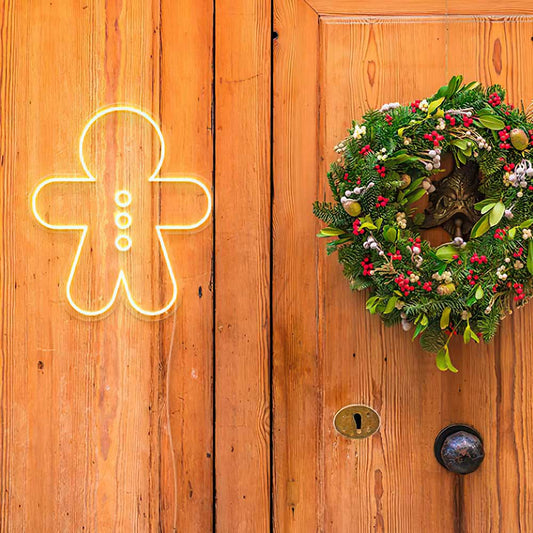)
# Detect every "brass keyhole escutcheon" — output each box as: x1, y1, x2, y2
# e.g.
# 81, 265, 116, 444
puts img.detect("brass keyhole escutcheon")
333, 404, 380, 439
